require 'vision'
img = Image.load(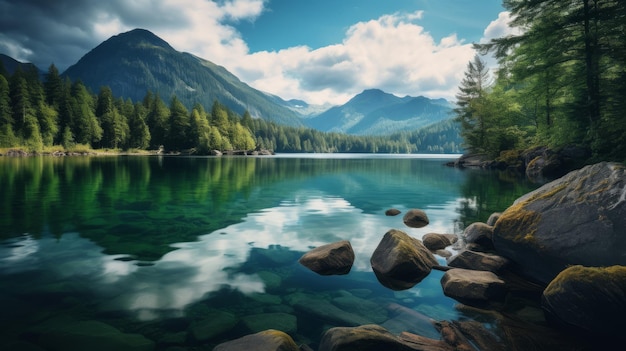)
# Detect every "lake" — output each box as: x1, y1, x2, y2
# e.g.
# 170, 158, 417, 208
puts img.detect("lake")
0, 154, 539, 350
